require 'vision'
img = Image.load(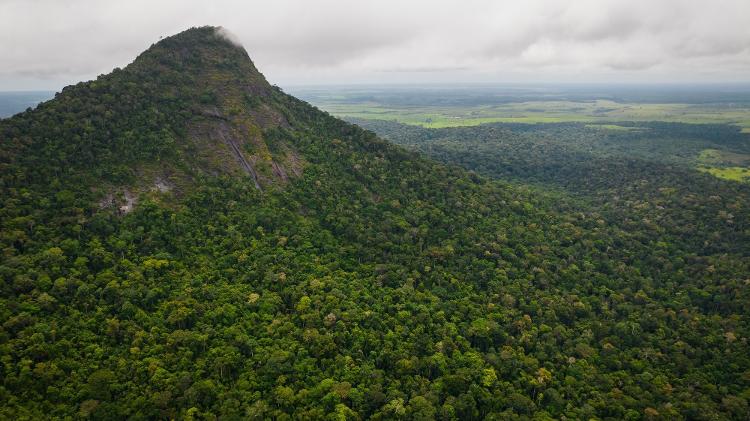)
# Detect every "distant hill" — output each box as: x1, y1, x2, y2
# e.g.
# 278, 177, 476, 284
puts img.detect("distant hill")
0, 27, 748, 420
